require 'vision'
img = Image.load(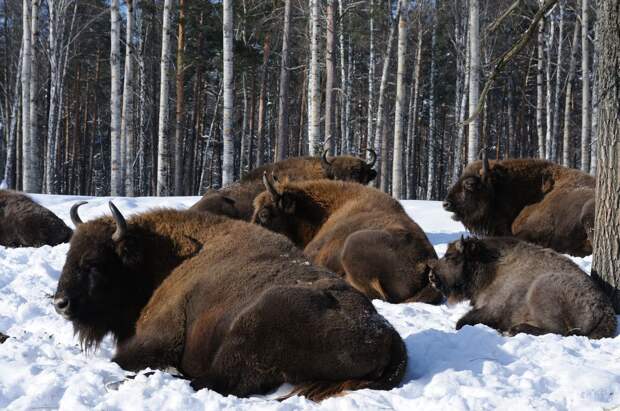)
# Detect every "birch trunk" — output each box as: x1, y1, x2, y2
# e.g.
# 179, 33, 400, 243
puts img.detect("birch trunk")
137, 4, 149, 195
324, 0, 335, 155
536, 16, 545, 158
590, 21, 599, 175
366, 0, 374, 153
240, 73, 248, 173
308, 0, 321, 155
256, 34, 271, 166
562, 14, 580, 167
3, 47, 22, 189
591, 0, 620, 313
21, 0, 32, 191
173, 0, 186, 193
28, 0, 41, 192
121, 0, 135, 196
544, 13, 554, 160
580, 0, 590, 173
551, 1, 564, 162
222, 0, 234, 186
467, 0, 480, 162
452, 5, 469, 183
391, 0, 408, 199
406, 30, 423, 199
426, 18, 437, 200
156, 0, 173, 195
276, 0, 291, 160
110, 0, 122, 195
